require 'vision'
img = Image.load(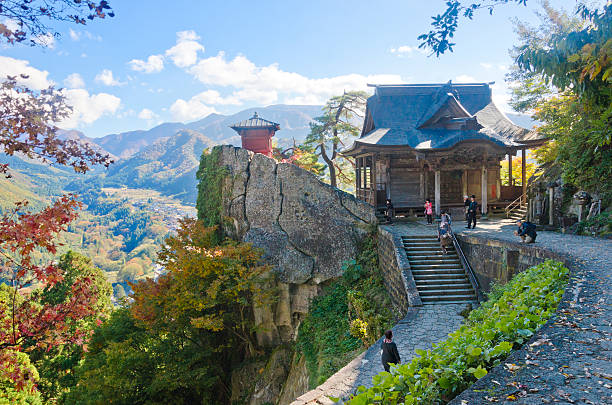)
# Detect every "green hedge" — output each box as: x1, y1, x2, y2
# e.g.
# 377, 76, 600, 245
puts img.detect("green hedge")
346, 260, 569, 405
